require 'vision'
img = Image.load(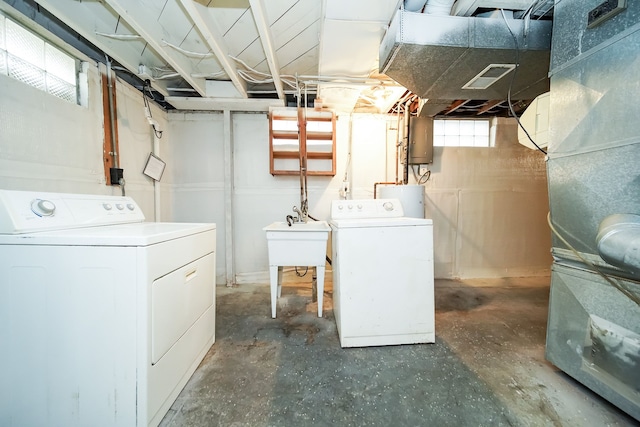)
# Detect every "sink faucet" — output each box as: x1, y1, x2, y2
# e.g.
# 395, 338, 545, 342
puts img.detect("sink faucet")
292, 205, 303, 223
286, 215, 295, 226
